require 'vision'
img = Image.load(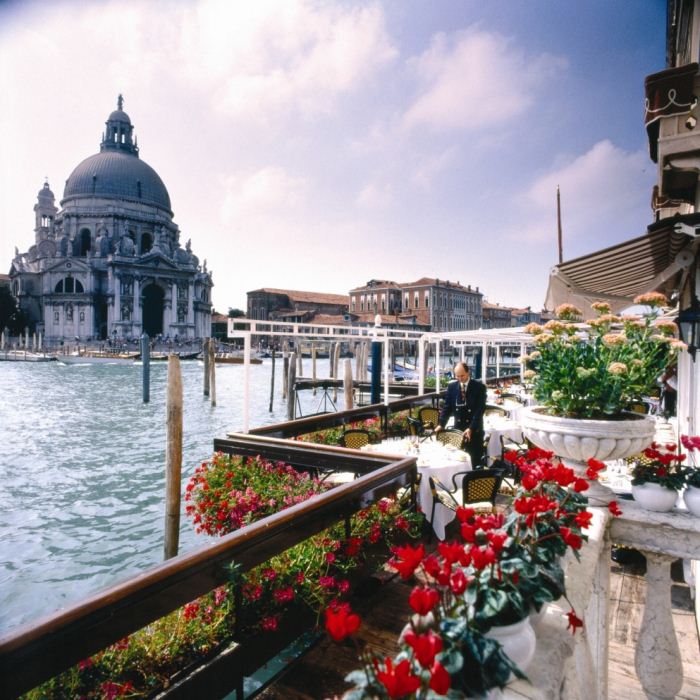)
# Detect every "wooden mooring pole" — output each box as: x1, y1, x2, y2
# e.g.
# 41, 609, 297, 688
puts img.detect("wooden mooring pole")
282, 351, 289, 400
344, 358, 354, 410
203, 338, 210, 397
208, 339, 216, 407
311, 345, 317, 396
269, 347, 276, 412
164, 354, 182, 560
287, 352, 297, 421
141, 333, 150, 404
